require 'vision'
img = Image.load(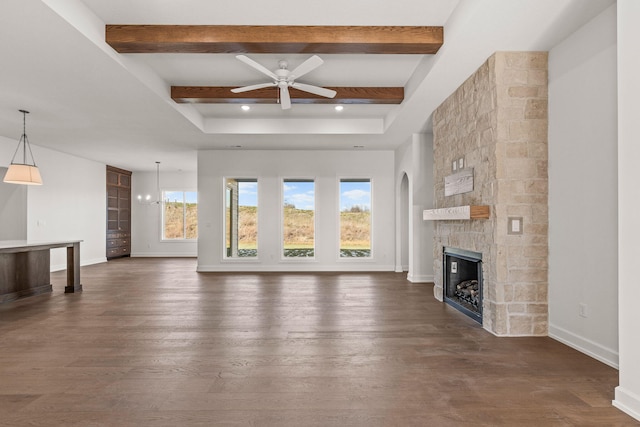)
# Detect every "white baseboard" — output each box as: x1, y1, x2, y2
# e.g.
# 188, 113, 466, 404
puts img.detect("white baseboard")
614, 386, 640, 422
406, 274, 434, 283
549, 324, 619, 369
197, 264, 396, 273
82, 257, 108, 267
394, 265, 409, 273
131, 252, 197, 258
50, 257, 106, 272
